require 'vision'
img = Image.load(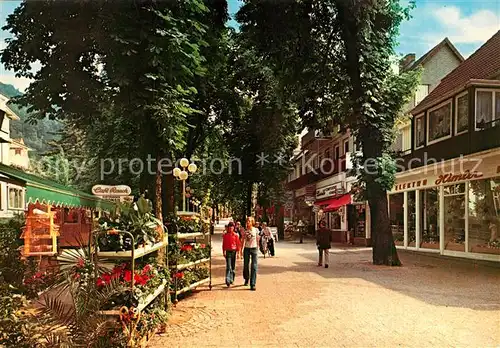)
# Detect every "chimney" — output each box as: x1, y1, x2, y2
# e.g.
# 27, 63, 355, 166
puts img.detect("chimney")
399, 53, 415, 72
